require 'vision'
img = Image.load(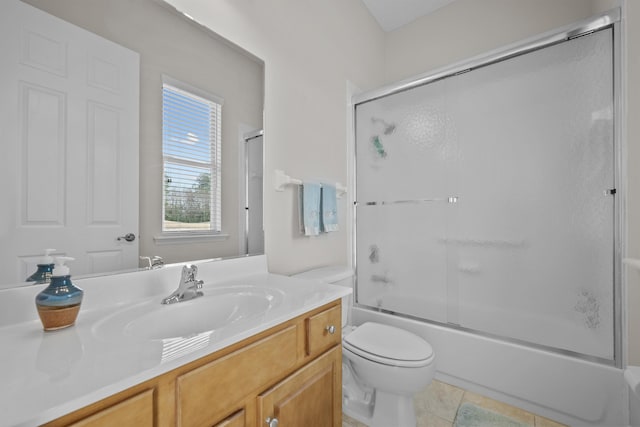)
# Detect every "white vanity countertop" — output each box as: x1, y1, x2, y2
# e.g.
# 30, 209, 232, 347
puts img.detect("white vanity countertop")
0, 255, 351, 427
